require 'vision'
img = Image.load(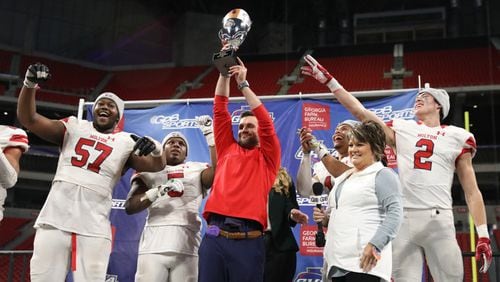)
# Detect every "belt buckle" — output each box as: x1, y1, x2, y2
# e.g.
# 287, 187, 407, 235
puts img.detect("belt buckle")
206, 225, 221, 237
